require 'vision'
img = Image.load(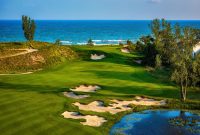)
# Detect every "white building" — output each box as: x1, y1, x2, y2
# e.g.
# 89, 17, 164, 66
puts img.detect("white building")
193, 42, 200, 57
